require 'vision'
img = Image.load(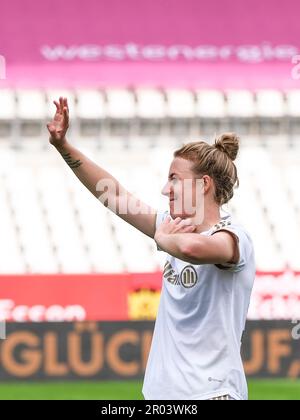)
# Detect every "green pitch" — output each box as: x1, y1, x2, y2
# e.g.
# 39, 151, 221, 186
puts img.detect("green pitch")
0, 380, 298, 400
